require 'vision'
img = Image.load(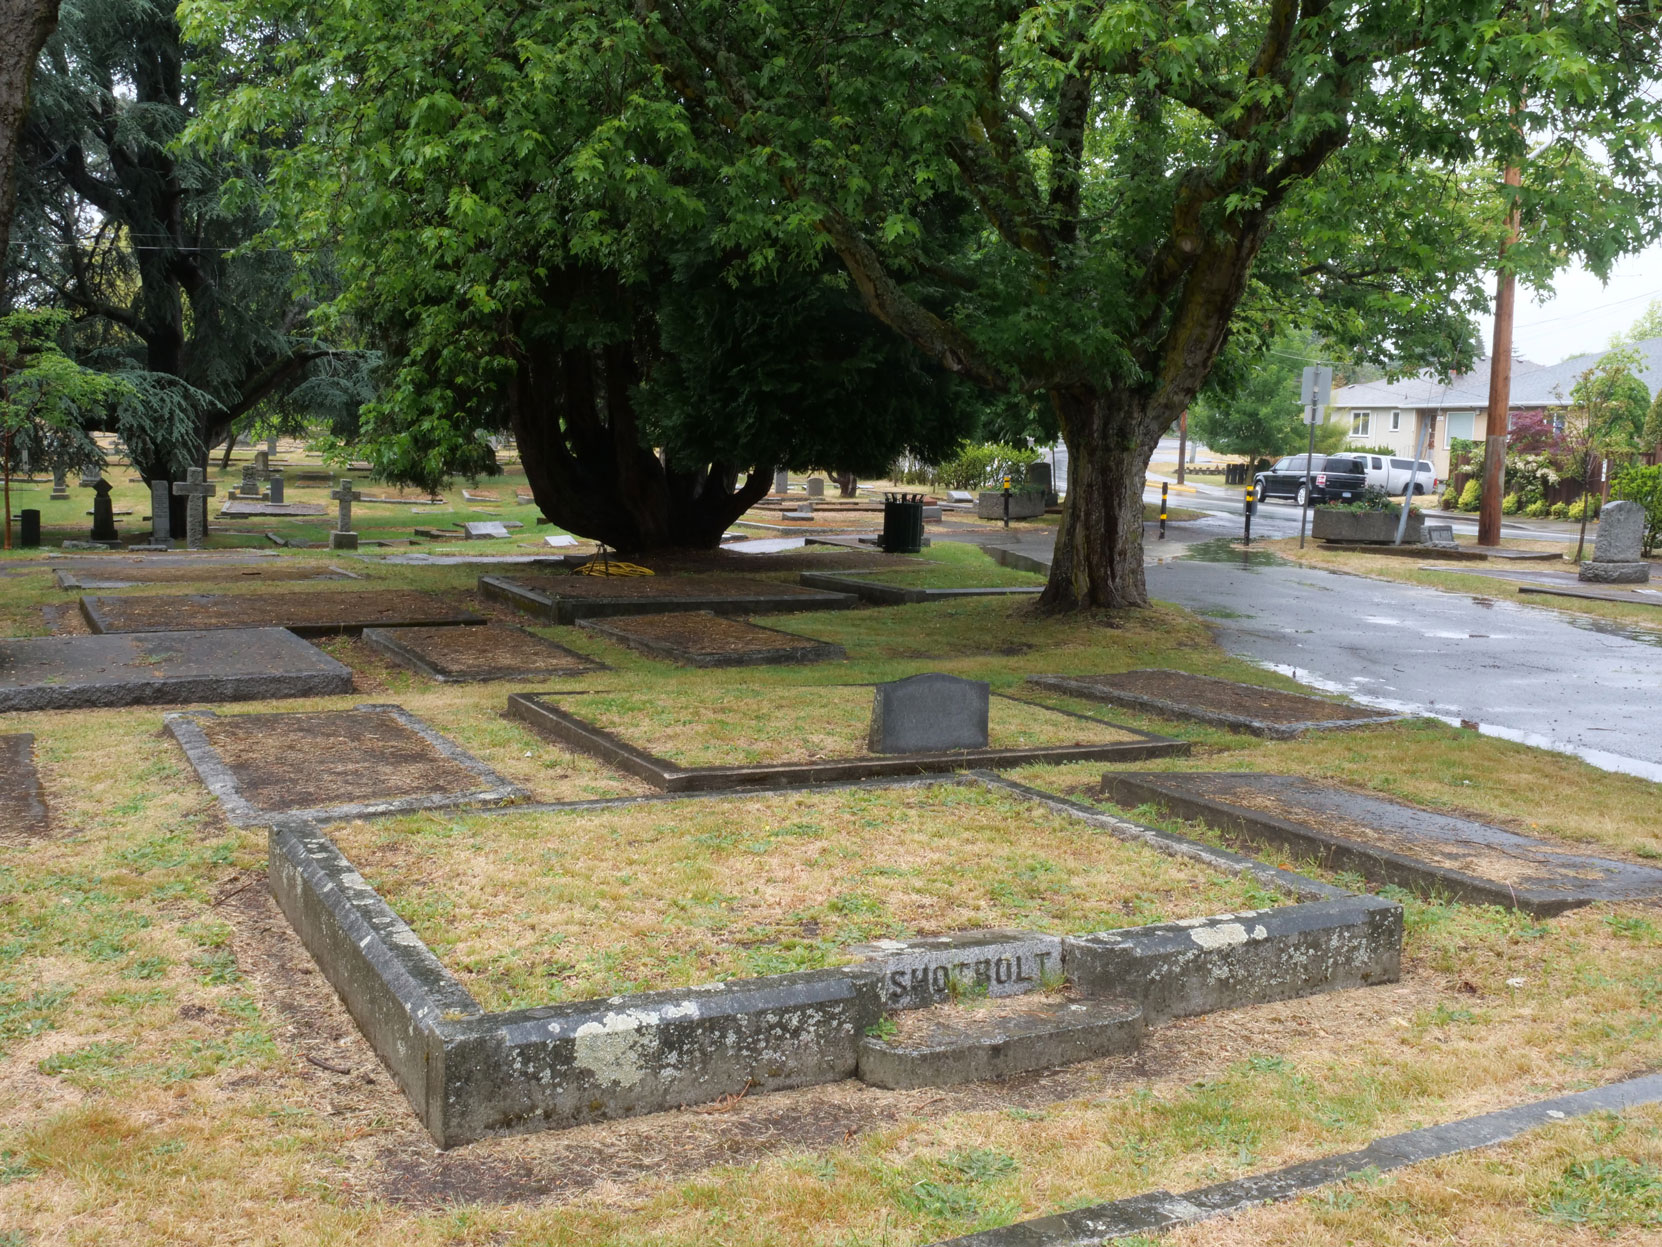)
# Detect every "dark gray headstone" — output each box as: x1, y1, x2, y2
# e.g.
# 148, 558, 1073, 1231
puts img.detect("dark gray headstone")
867, 673, 990, 754
150, 480, 172, 545
89, 479, 119, 543
19, 509, 40, 548
1026, 461, 1057, 505
266, 470, 285, 504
